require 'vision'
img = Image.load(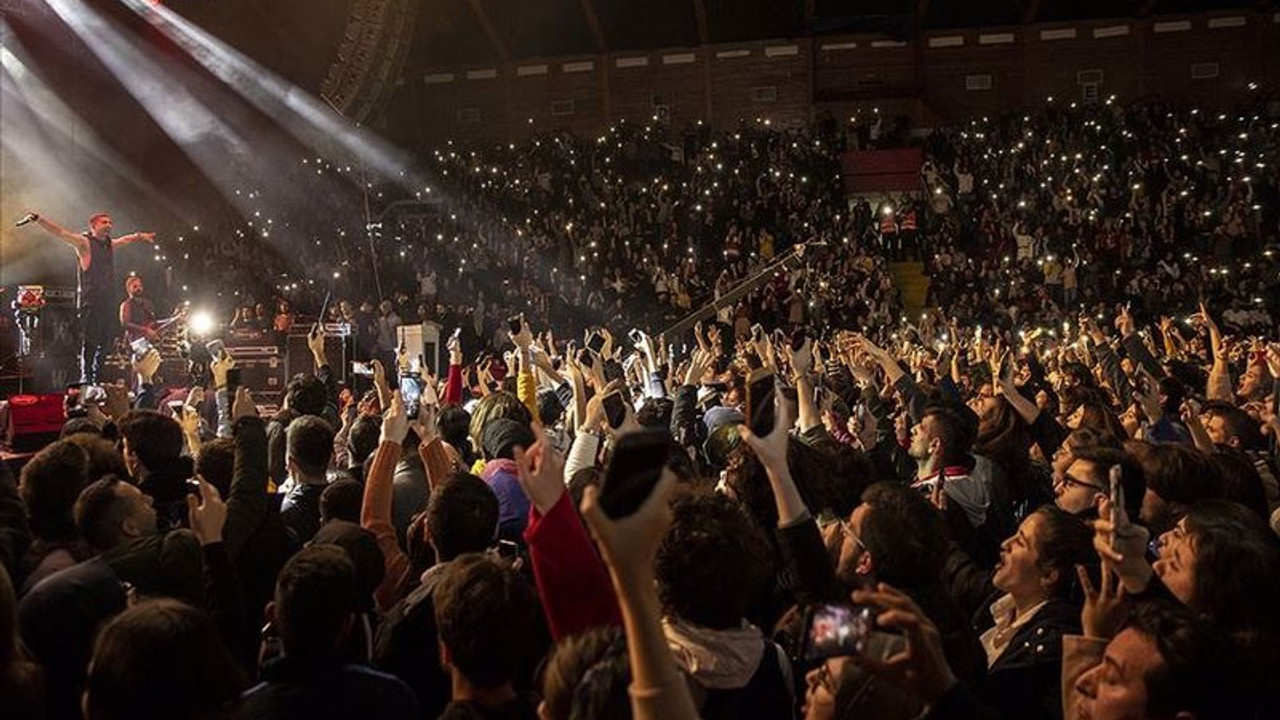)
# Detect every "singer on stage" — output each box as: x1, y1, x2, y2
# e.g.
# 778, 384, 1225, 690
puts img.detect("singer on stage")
19, 211, 155, 383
